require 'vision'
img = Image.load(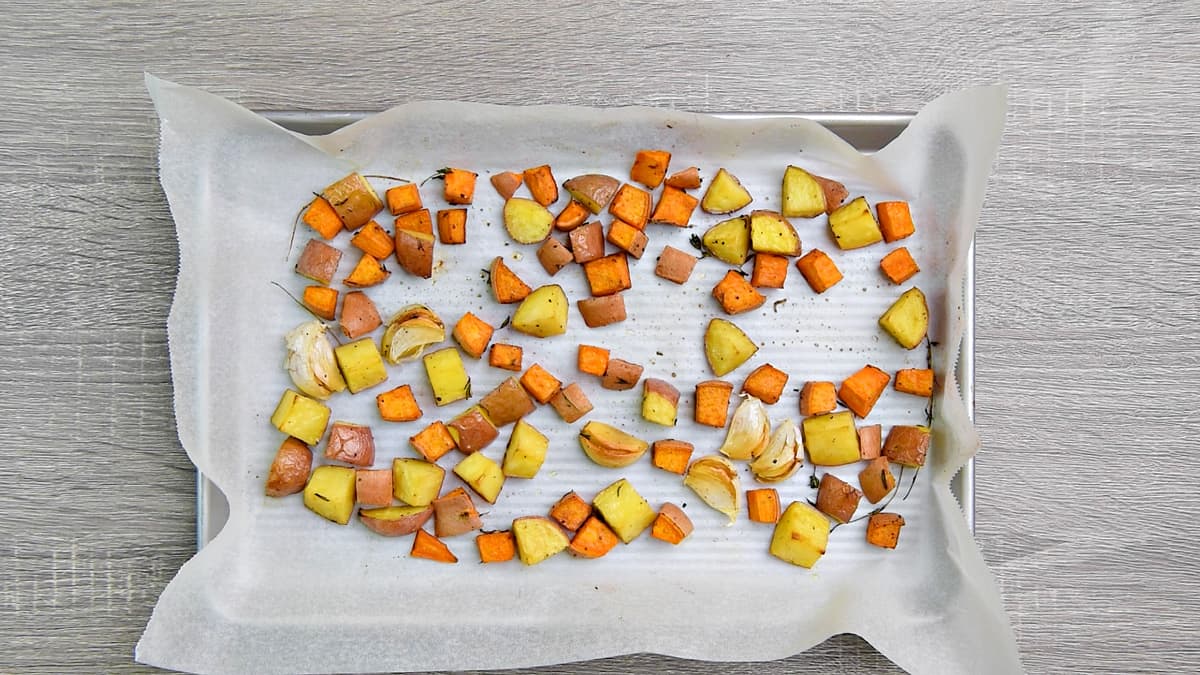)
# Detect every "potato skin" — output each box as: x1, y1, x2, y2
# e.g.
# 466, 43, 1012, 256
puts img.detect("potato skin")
265, 437, 312, 497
